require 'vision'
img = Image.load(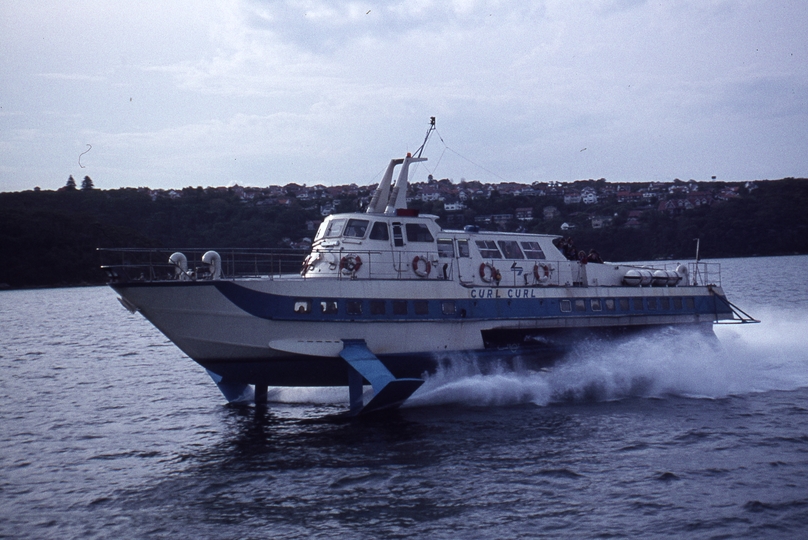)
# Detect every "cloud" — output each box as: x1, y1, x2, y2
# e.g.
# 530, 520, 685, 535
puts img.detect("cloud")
0, 0, 806, 191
